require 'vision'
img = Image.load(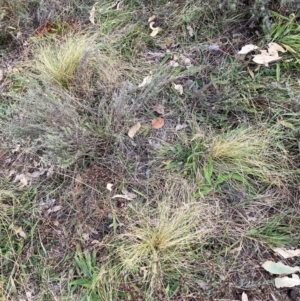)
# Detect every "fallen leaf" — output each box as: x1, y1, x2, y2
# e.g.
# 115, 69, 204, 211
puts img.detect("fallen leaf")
154, 104, 165, 115
174, 83, 183, 95
89, 3, 97, 25
0, 69, 3, 81
169, 60, 180, 67
15, 226, 27, 239
175, 123, 188, 131
183, 57, 193, 68
238, 44, 258, 54
112, 194, 133, 201
149, 22, 161, 37
91, 239, 100, 244
152, 117, 165, 129
107, 183, 113, 191
13, 174, 28, 187
138, 74, 152, 88
275, 274, 300, 288
268, 42, 286, 57
148, 15, 156, 22
186, 25, 194, 37
242, 292, 248, 301
262, 261, 300, 275
252, 53, 282, 66
47, 205, 62, 213
128, 122, 141, 138
273, 248, 300, 259
112, 191, 136, 201
25, 291, 32, 301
